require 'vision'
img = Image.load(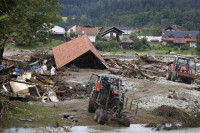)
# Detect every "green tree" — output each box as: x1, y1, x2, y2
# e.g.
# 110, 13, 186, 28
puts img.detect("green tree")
129, 31, 143, 50
94, 41, 108, 51
0, 0, 62, 62
196, 30, 200, 54
107, 39, 120, 49
151, 27, 162, 36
